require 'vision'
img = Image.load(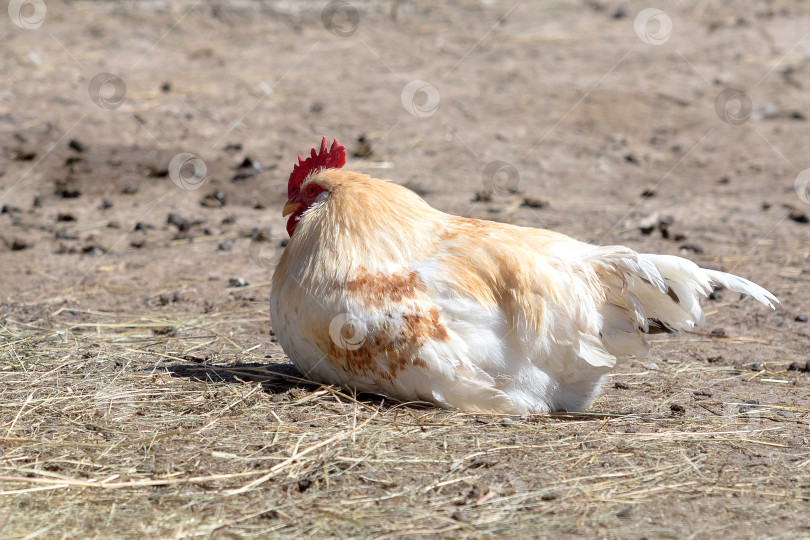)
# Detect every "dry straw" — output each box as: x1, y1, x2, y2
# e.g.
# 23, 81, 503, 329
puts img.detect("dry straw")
1, 307, 808, 537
